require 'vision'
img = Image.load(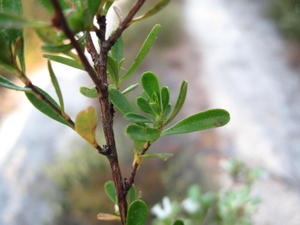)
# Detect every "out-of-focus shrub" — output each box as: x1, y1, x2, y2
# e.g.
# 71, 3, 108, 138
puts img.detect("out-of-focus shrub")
269, 0, 300, 41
